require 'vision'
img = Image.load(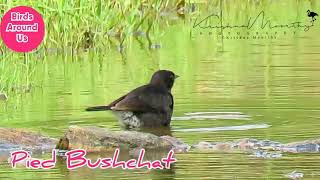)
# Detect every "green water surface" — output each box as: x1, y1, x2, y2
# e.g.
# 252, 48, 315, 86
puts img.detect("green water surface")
0, 1, 320, 179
